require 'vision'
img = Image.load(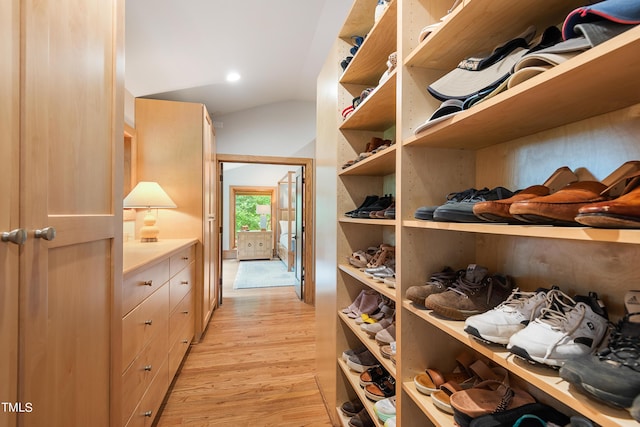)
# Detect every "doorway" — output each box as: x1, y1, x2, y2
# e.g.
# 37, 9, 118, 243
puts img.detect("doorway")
216, 154, 314, 305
